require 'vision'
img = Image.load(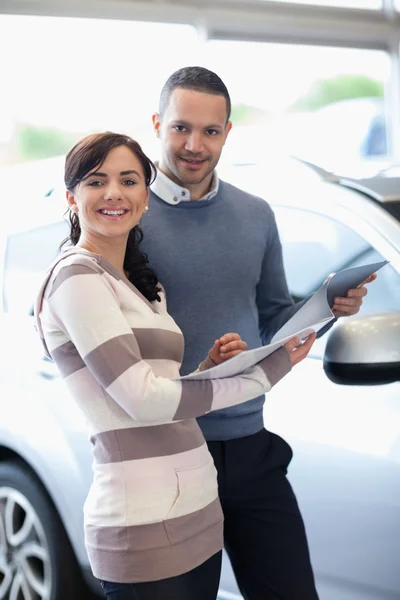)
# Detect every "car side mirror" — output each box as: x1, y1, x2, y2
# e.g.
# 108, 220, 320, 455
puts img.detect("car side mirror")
323, 312, 400, 386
